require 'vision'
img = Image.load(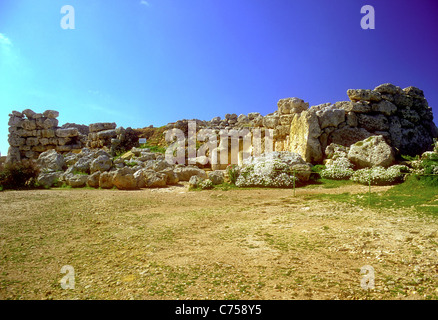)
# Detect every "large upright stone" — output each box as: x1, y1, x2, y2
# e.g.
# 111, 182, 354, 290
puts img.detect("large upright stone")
289, 109, 322, 163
